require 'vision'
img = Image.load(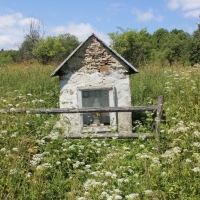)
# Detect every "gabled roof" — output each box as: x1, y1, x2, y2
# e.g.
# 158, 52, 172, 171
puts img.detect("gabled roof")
50, 33, 138, 76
